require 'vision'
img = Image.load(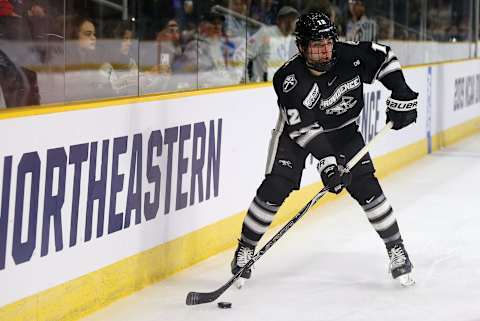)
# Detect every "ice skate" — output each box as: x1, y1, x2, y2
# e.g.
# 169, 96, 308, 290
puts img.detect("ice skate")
231, 240, 255, 289
387, 242, 415, 286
